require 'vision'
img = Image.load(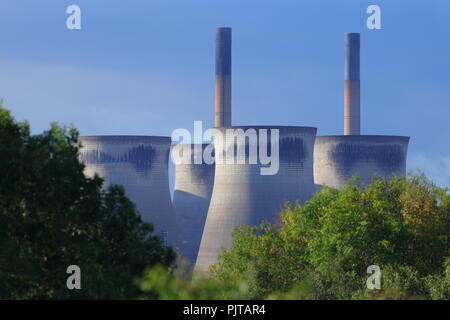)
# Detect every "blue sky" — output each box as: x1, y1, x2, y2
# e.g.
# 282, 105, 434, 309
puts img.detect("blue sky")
1, 0, 449, 187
